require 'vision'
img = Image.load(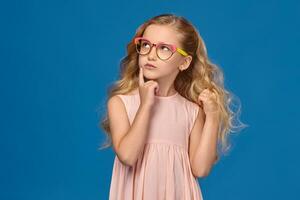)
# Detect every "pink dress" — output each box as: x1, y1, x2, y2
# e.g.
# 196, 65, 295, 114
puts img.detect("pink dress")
109, 89, 203, 200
